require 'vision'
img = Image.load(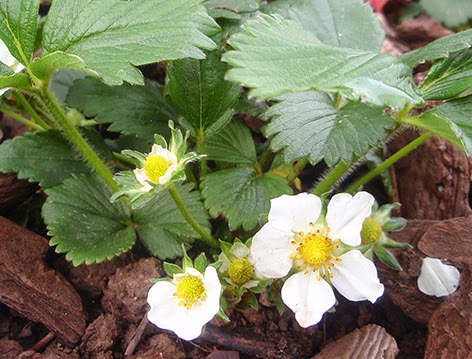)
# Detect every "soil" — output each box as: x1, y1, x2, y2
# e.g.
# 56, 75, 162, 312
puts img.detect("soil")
1, 3, 472, 359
